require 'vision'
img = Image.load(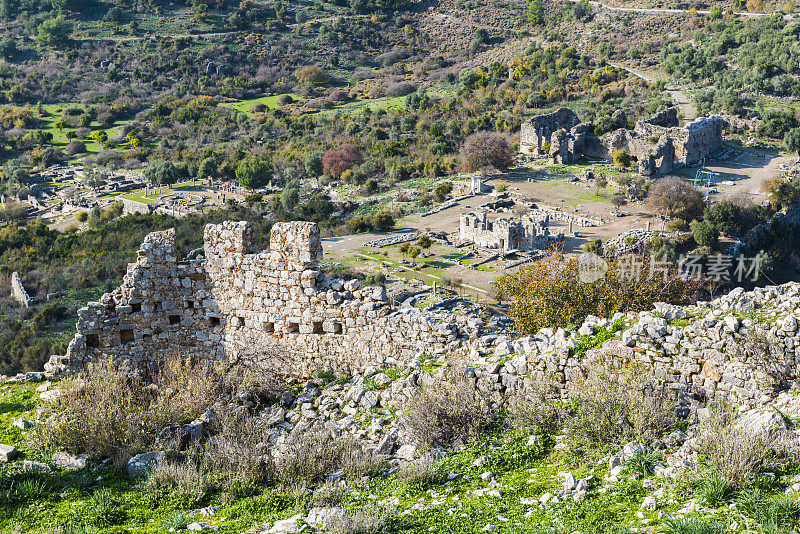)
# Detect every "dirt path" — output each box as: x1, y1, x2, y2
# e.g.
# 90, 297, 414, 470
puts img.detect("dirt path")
607, 62, 697, 123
